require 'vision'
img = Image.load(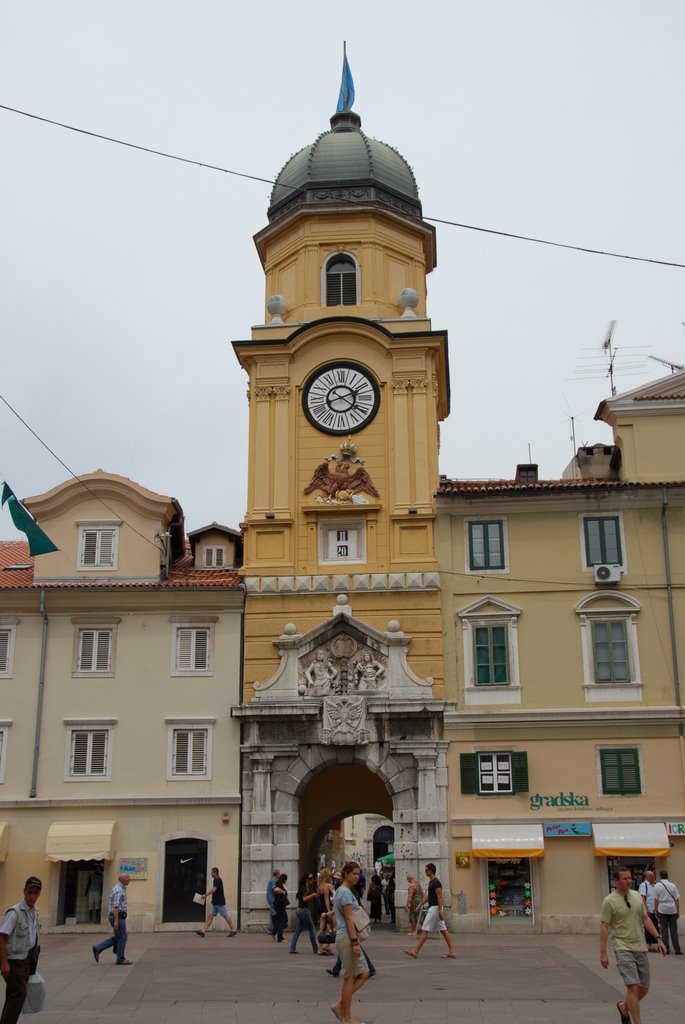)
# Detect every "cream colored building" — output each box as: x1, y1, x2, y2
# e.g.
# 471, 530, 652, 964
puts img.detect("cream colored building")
0, 472, 243, 932
437, 373, 685, 932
